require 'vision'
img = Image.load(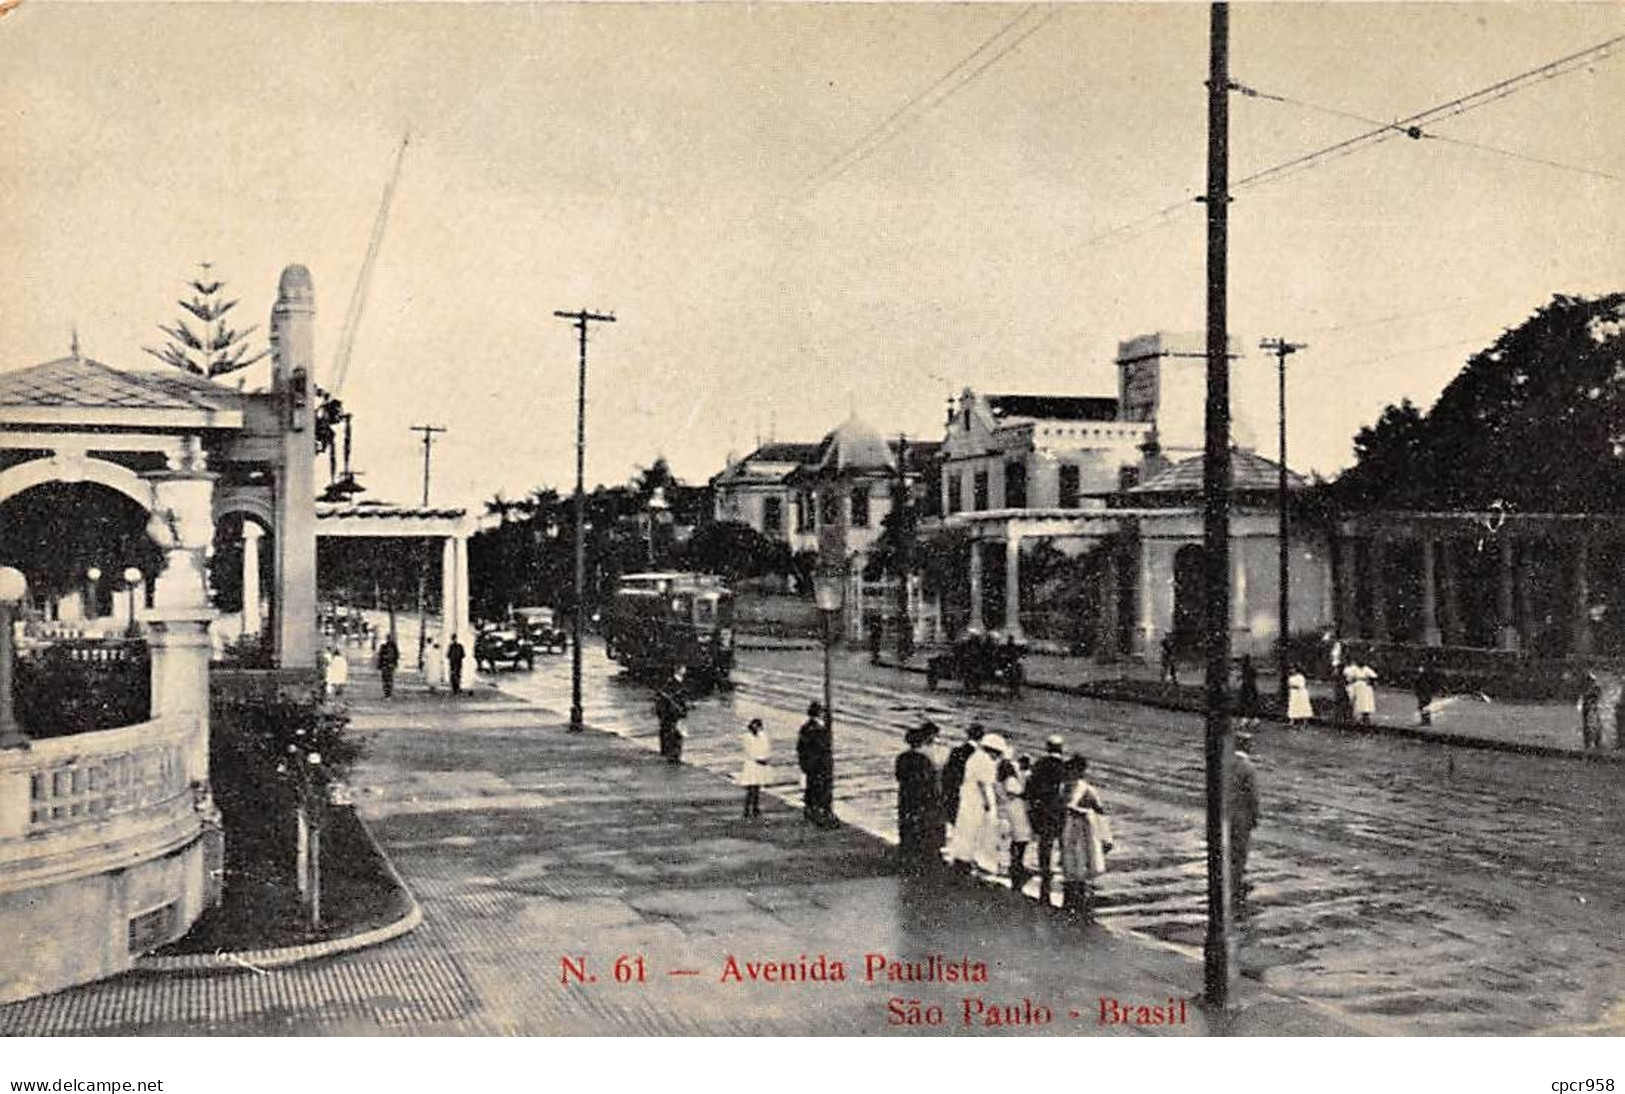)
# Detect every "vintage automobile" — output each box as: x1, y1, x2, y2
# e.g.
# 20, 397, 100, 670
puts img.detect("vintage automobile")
514, 606, 569, 654
474, 626, 535, 672
925, 633, 1025, 696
